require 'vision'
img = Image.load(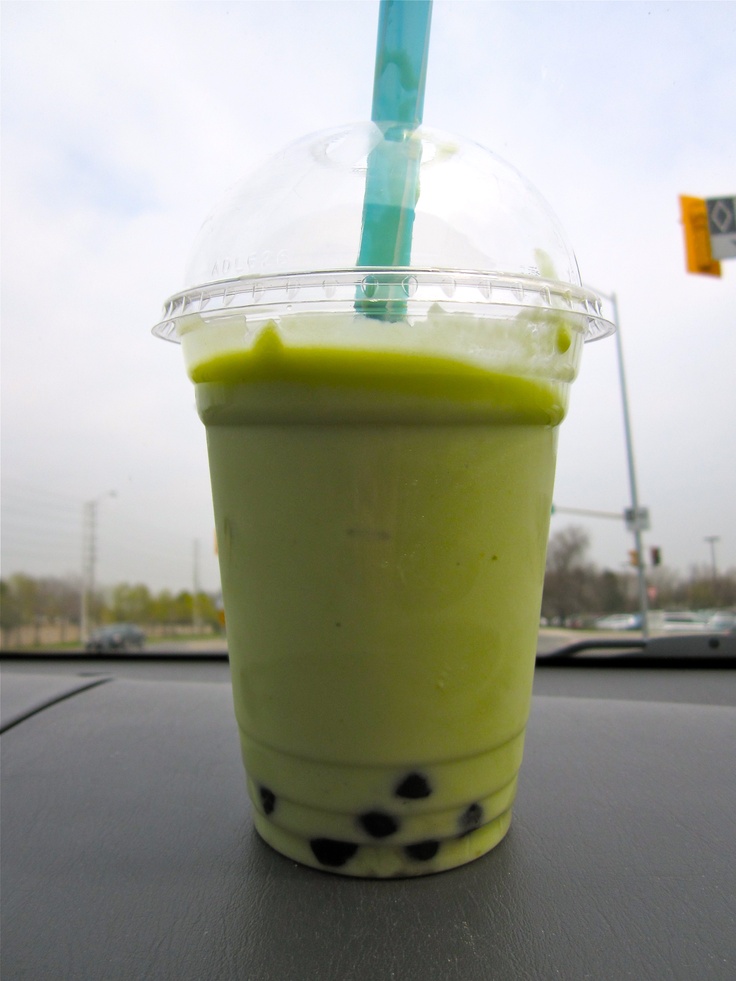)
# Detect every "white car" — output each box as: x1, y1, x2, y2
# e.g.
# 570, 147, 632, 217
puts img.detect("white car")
706, 612, 736, 633
649, 611, 709, 633
595, 613, 642, 631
